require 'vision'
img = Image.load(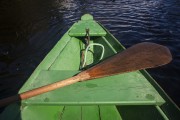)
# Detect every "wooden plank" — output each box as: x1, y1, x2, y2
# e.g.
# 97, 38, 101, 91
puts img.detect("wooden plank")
21, 105, 64, 120
82, 106, 100, 120
61, 106, 81, 120
68, 20, 106, 37
99, 105, 122, 120
24, 70, 164, 106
